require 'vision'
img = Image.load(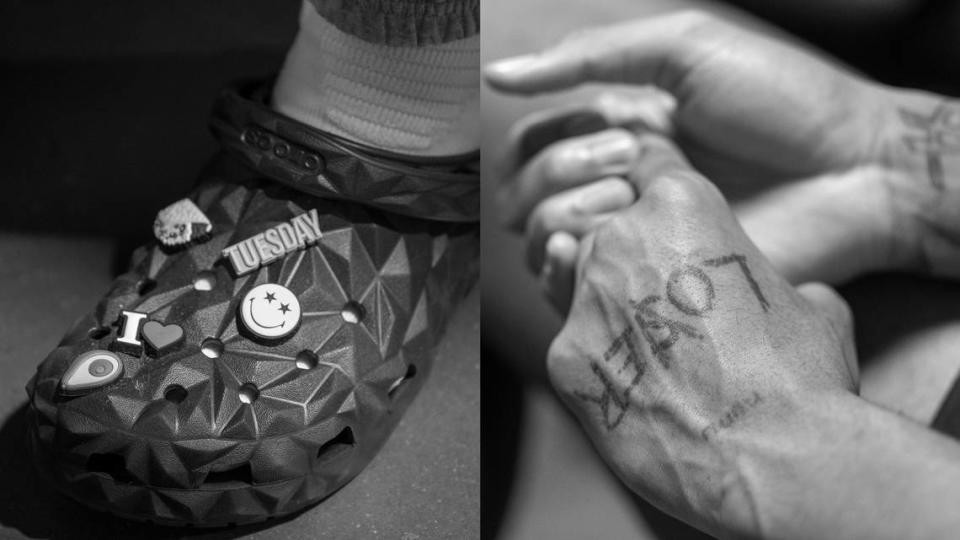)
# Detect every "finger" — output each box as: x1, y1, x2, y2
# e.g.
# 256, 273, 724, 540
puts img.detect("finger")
506, 92, 677, 170
795, 282, 860, 388
485, 11, 712, 96
540, 231, 580, 315
526, 177, 636, 273
498, 128, 641, 230
627, 131, 699, 196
